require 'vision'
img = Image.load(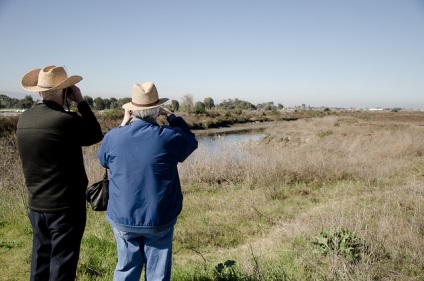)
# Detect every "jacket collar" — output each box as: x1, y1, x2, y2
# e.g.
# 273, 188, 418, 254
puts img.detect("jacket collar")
130, 116, 158, 126
38, 100, 65, 111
